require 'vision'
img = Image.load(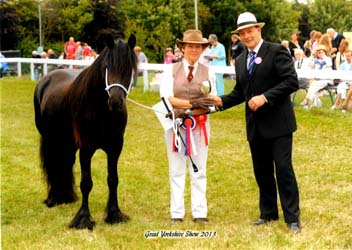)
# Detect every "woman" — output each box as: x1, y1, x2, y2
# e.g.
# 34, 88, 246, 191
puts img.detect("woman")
159, 29, 216, 224
289, 31, 303, 58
